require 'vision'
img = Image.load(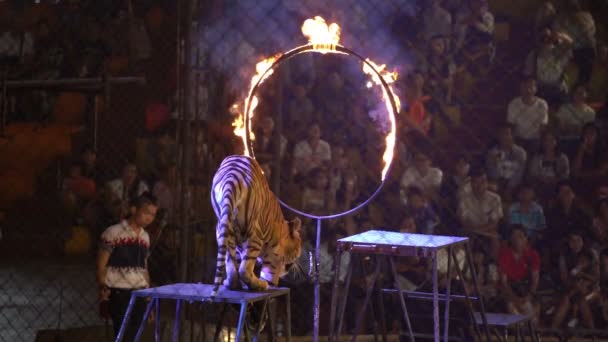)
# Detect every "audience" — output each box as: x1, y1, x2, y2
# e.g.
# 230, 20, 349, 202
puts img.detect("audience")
486, 124, 527, 198
507, 78, 548, 151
